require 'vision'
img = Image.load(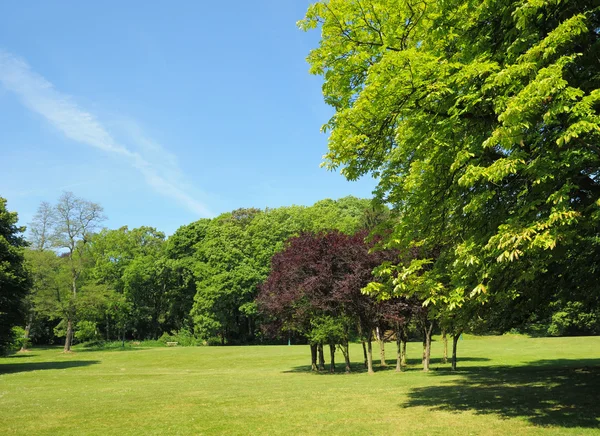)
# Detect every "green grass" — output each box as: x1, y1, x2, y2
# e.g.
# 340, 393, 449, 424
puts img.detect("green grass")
1, 336, 599, 435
